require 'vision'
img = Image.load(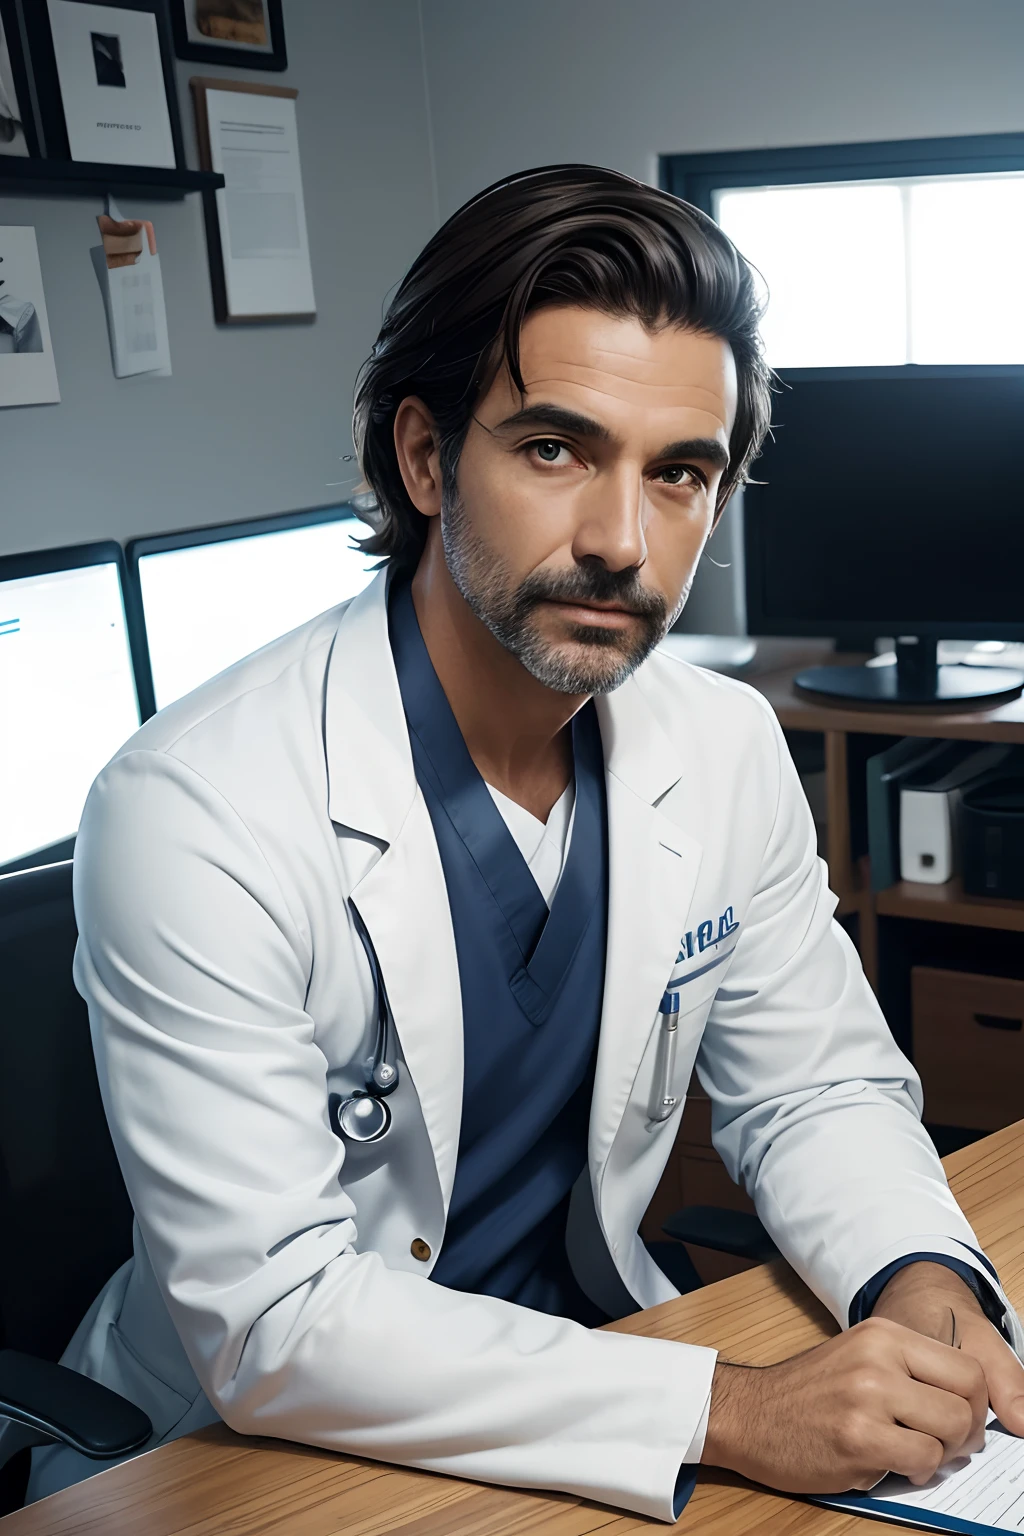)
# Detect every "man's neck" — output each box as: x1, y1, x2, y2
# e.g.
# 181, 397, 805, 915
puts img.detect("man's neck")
409, 533, 586, 823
